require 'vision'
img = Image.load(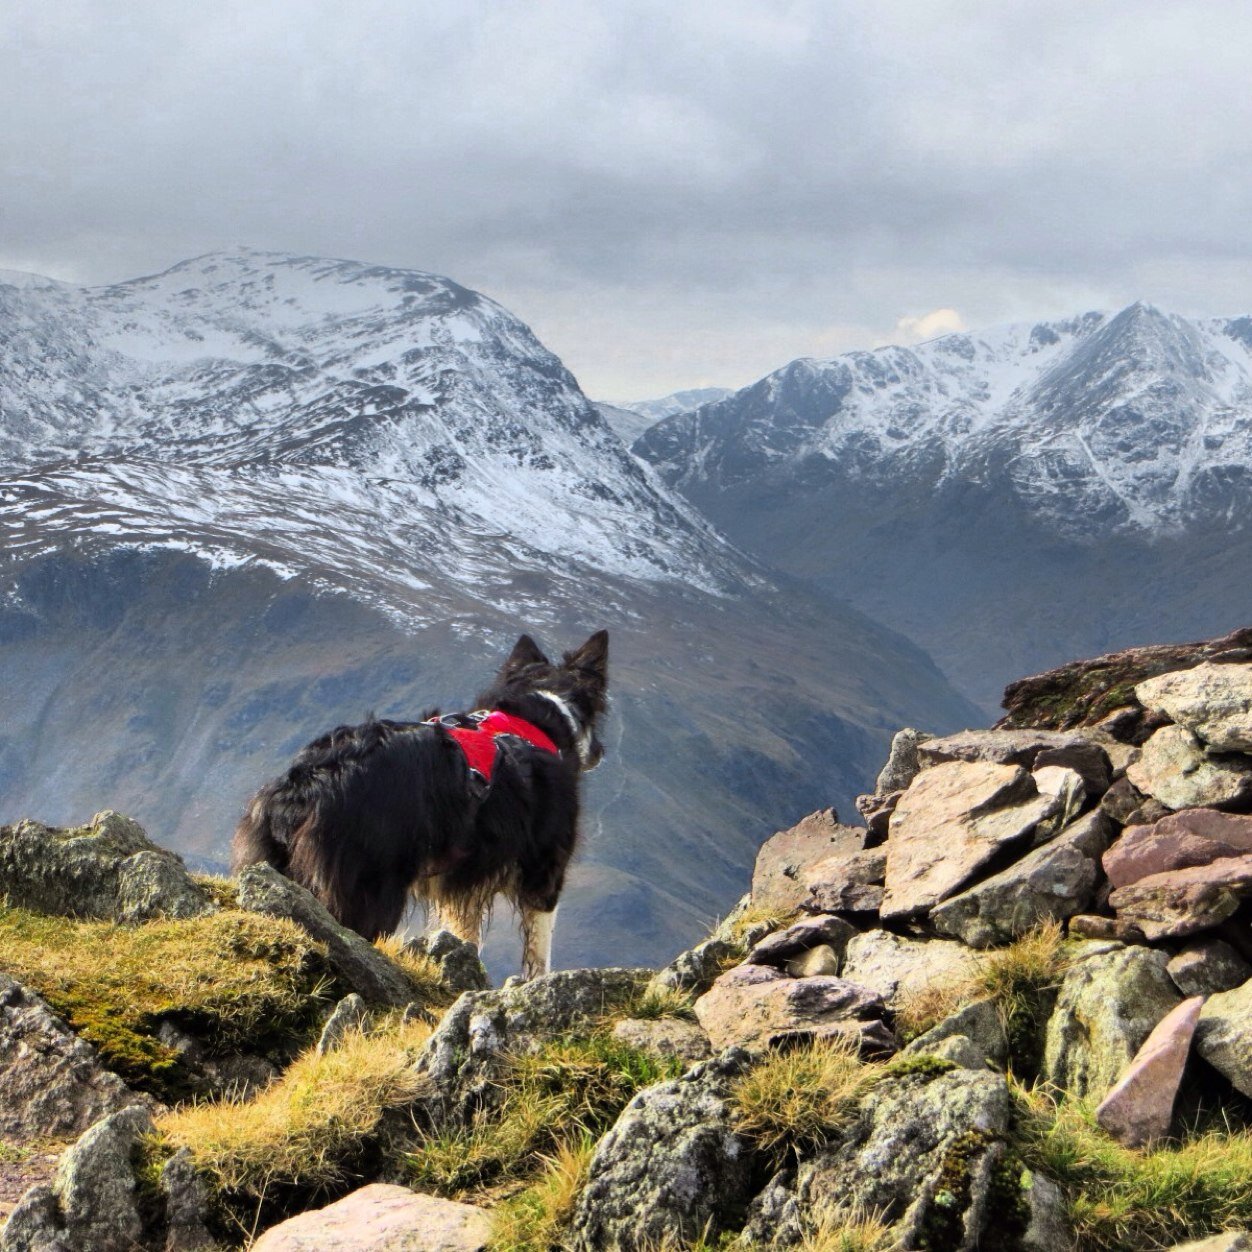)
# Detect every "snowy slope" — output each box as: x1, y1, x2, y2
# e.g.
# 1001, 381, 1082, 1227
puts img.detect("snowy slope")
0, 250, 742, 610
638, 305, 1252, 539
